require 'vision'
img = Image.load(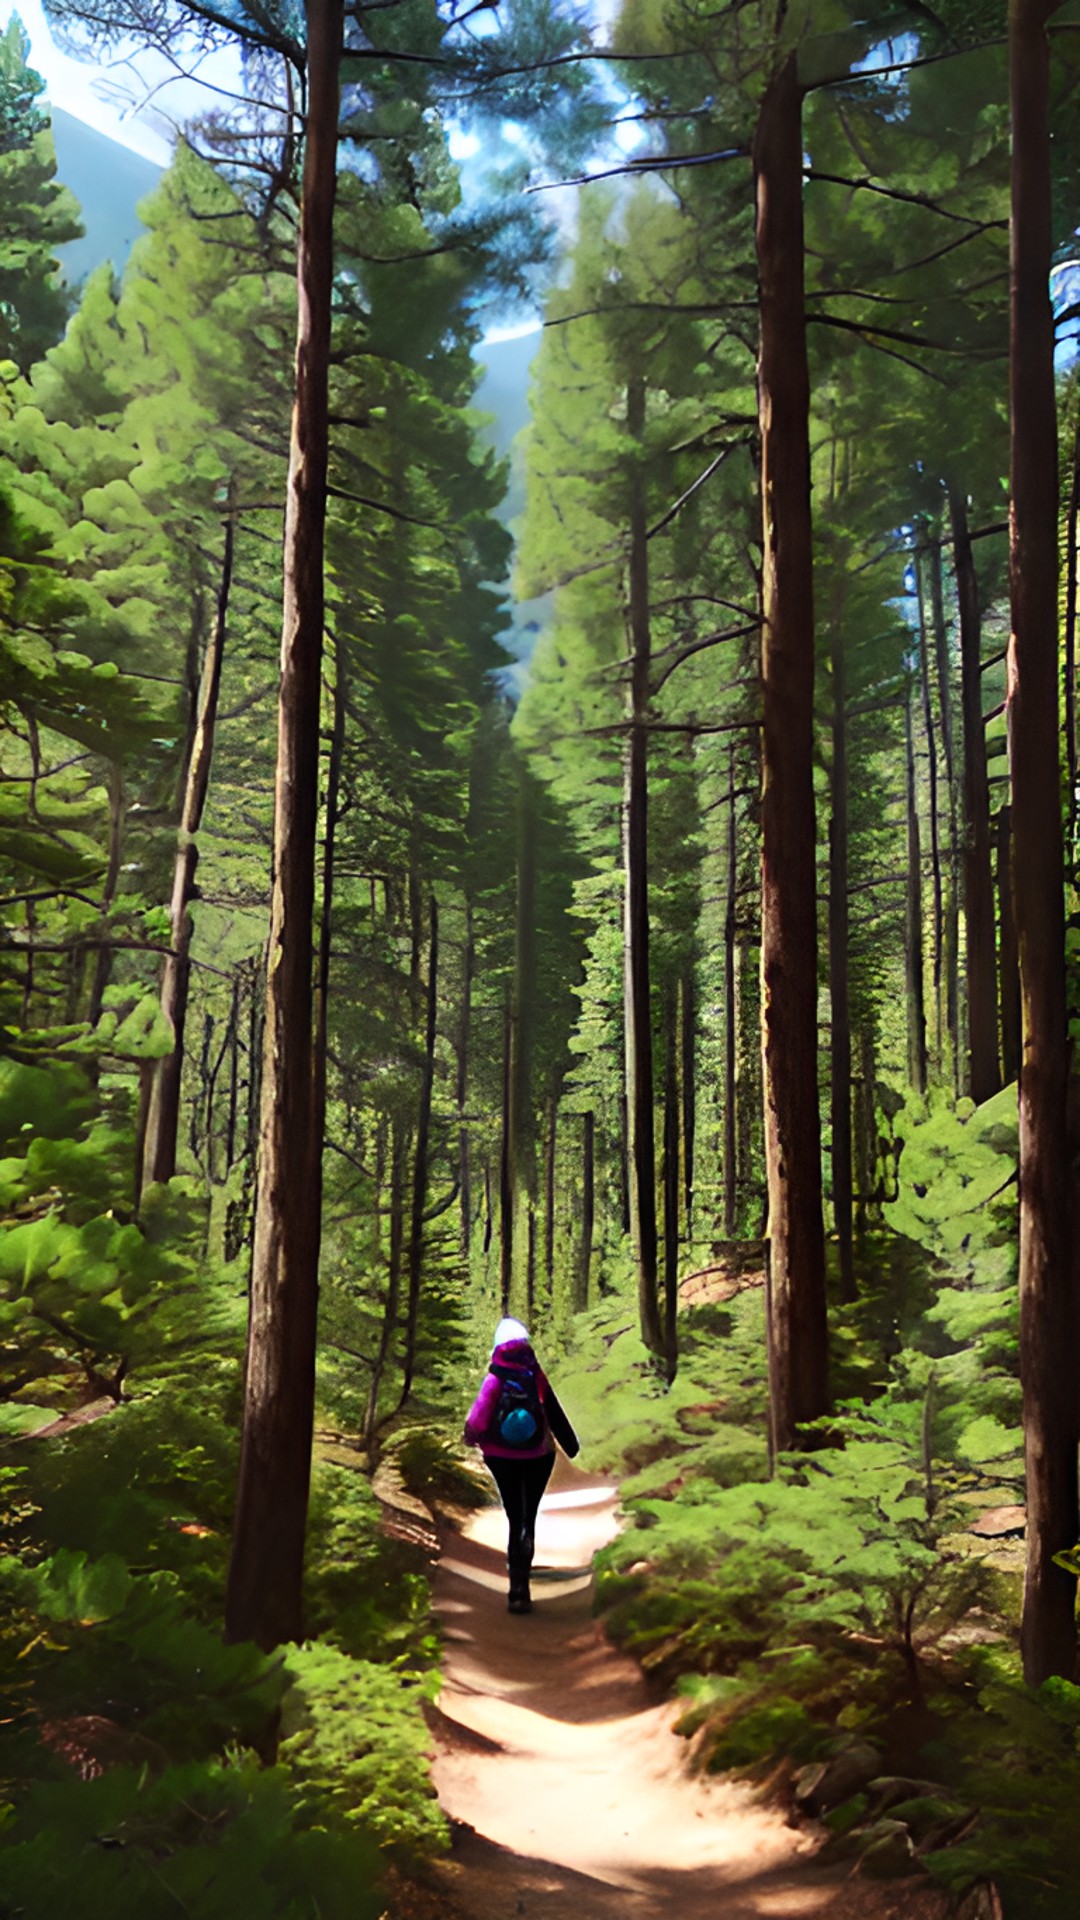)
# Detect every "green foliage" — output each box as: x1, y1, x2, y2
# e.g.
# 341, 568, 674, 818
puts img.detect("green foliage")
0, 1758, 385, 1920
0, 18, 82, 370
280, 1643, 446, 1861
